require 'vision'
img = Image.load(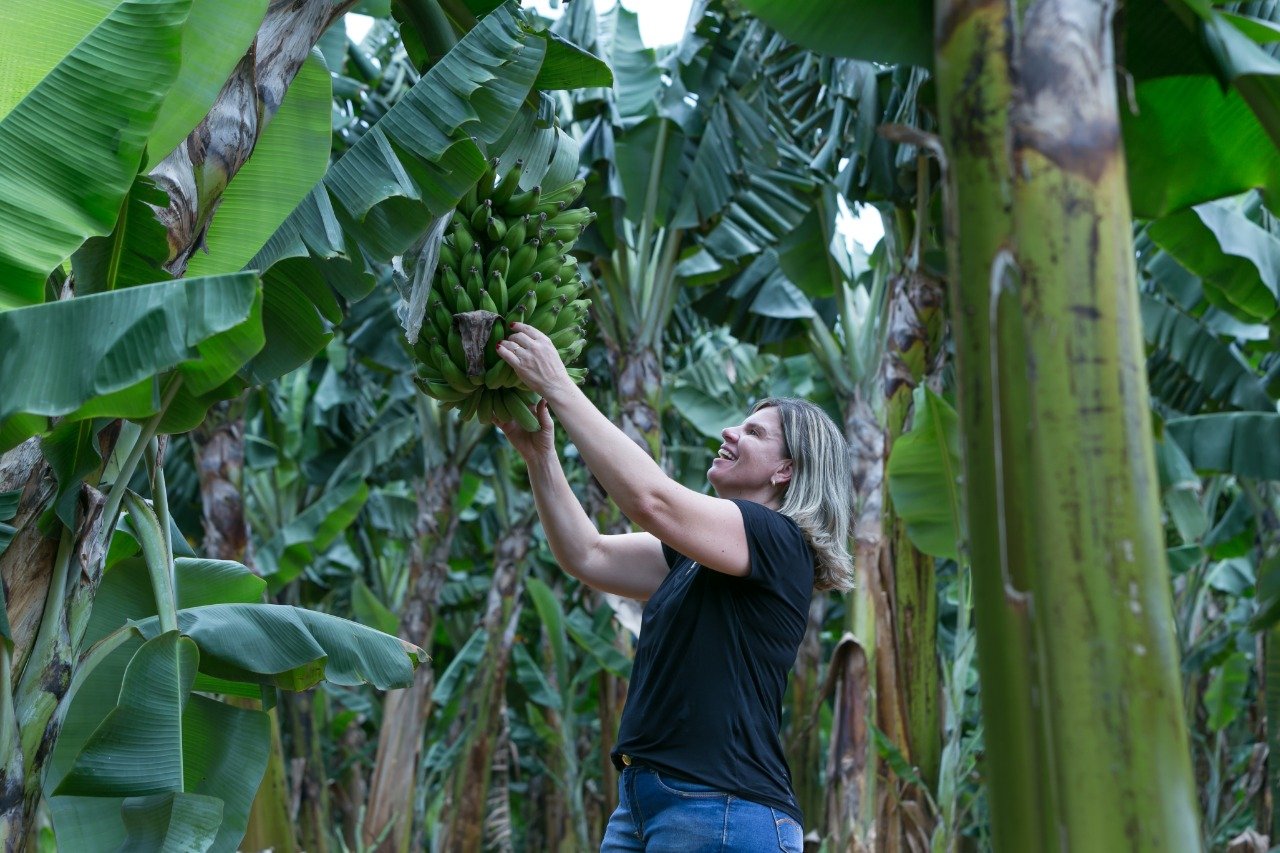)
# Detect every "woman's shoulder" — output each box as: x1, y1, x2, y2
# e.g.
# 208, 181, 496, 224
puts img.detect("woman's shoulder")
729, 499, 808, 552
